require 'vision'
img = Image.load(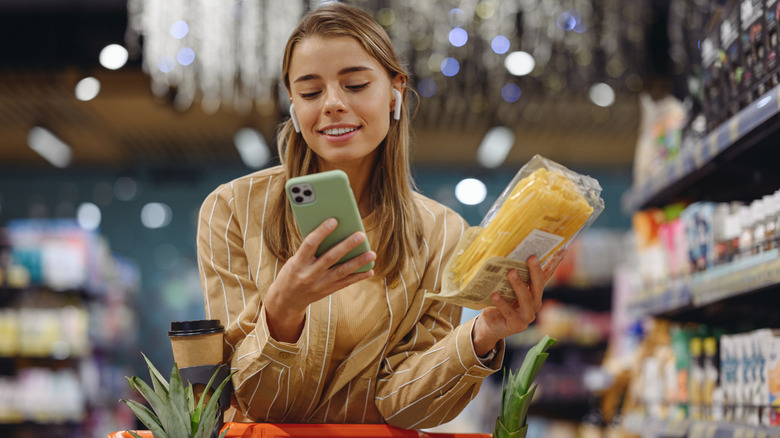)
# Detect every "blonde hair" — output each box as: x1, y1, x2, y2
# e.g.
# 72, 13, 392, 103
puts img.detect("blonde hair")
264, 2, 423, 282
